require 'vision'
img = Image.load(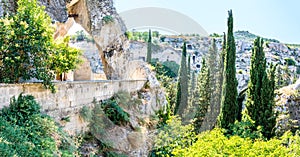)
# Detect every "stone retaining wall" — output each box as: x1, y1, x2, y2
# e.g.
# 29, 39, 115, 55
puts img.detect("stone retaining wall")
0, 80, 147, 133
